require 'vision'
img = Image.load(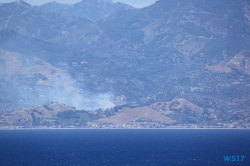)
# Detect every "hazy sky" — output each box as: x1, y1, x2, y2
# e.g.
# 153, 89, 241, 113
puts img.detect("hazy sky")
0, 0, 158, 8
